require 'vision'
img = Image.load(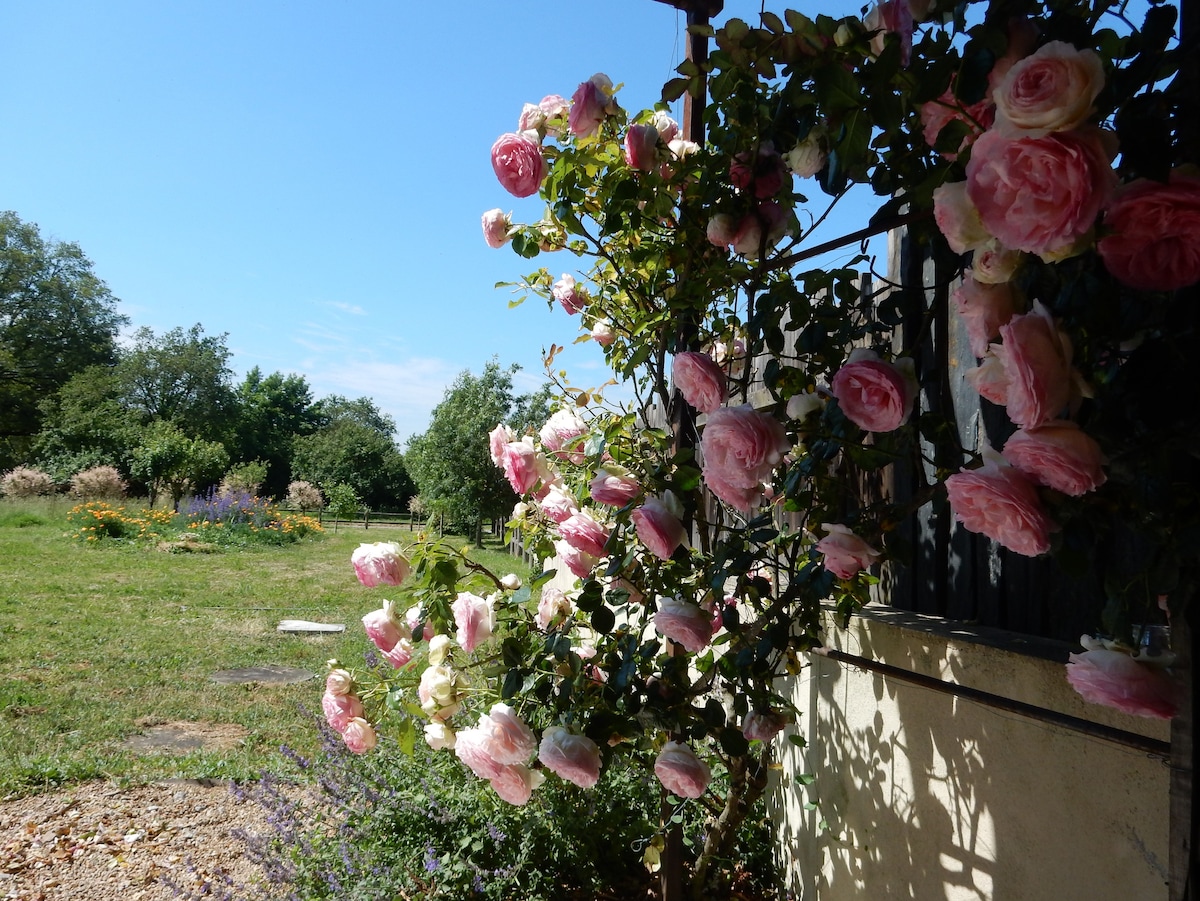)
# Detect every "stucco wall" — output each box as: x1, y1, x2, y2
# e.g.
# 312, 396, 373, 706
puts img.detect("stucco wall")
769, 607, 1171, 901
